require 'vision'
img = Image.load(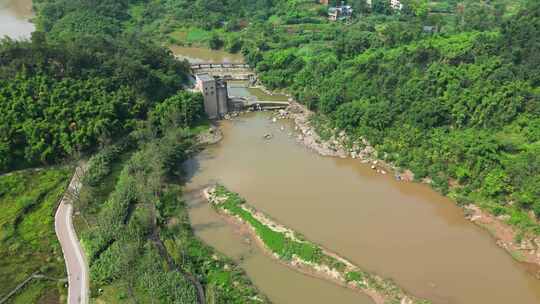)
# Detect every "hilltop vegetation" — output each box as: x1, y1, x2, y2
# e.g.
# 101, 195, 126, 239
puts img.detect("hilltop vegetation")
0, 33, 189, 173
